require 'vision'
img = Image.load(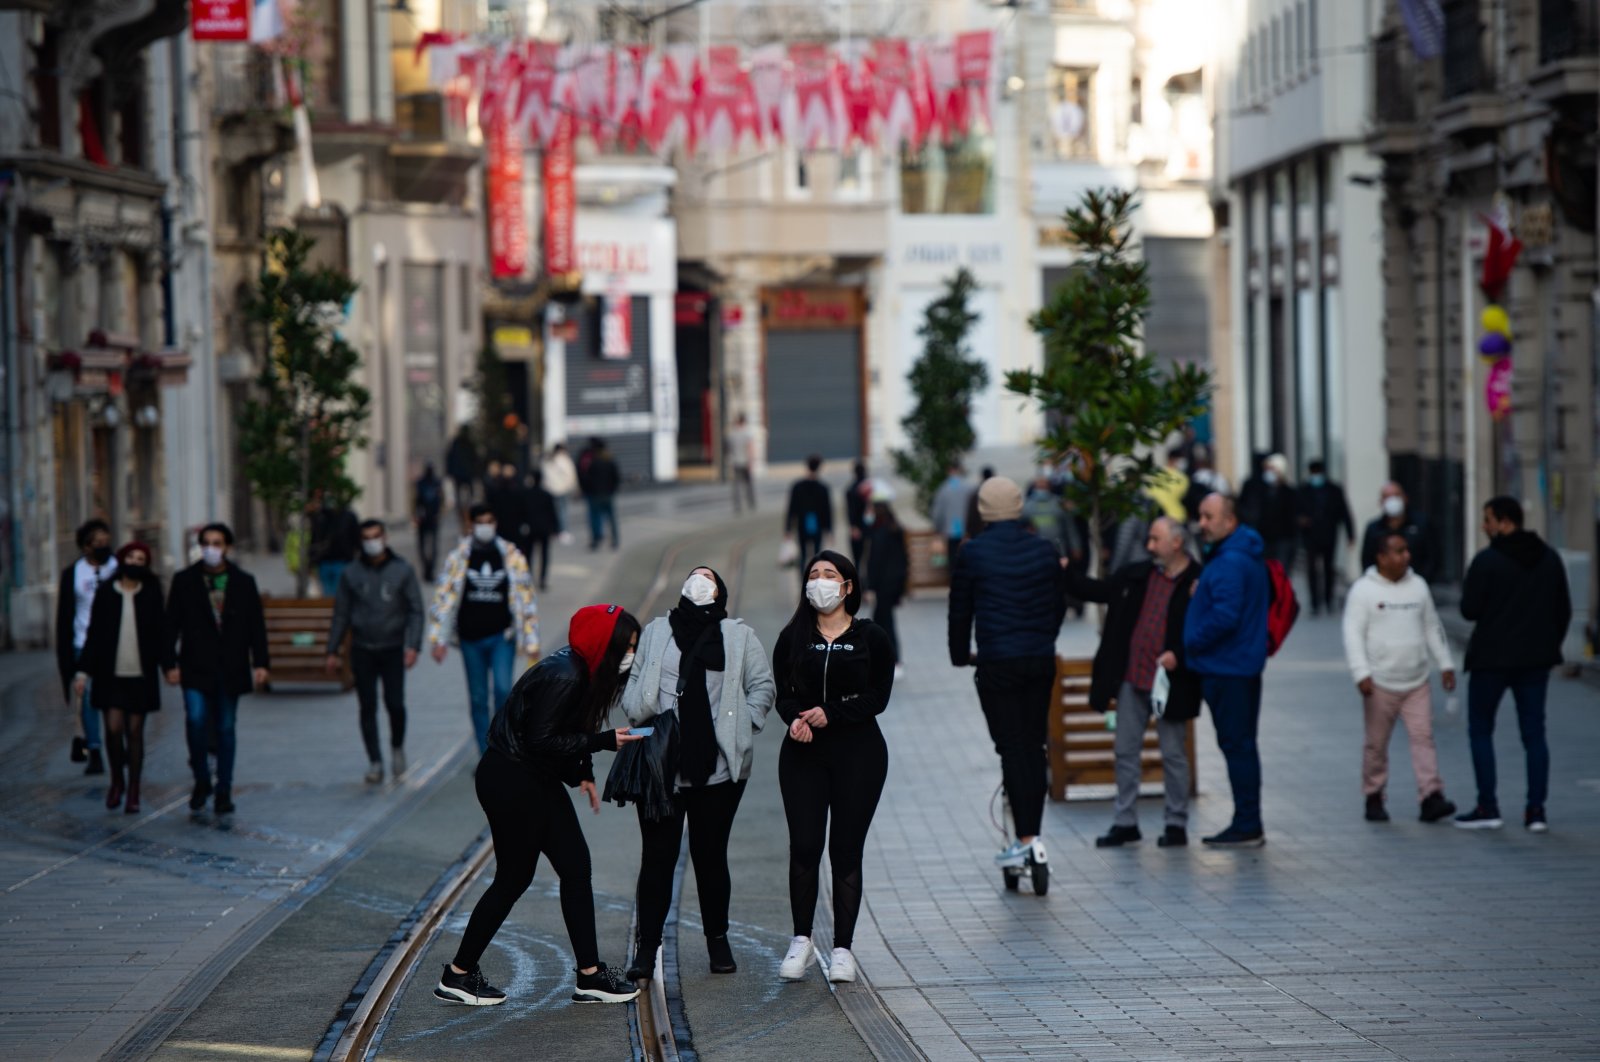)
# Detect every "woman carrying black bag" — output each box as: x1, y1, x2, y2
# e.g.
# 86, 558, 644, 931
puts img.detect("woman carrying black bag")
434, 603, 644, 1008
620, 566, 775, 979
